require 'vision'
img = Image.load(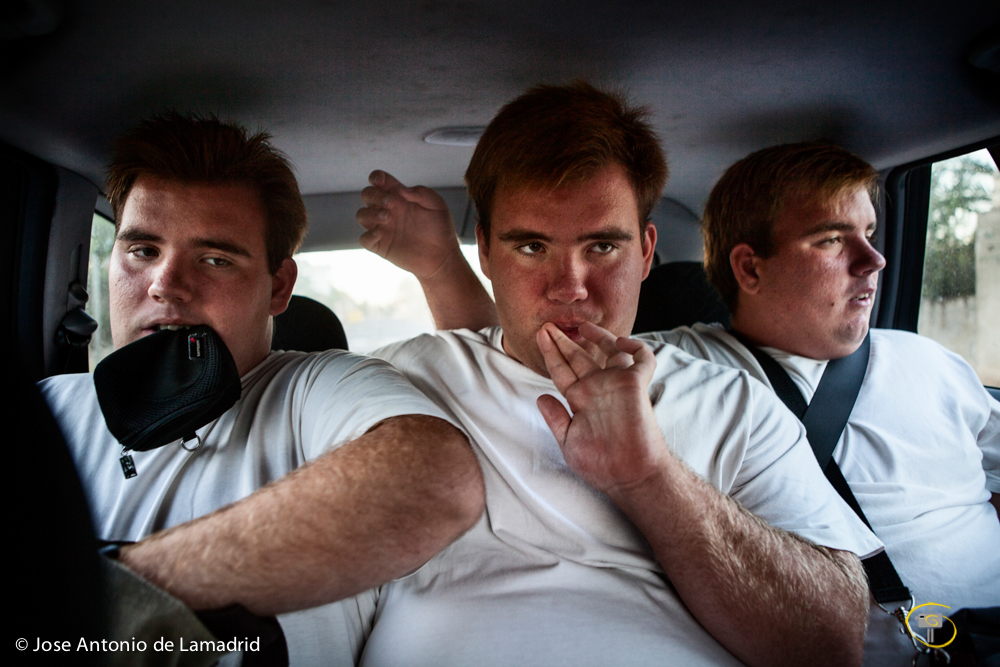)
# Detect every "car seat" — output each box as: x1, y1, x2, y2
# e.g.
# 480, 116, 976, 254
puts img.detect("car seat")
271, 295, 349, 352
633, 261, 731, 334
